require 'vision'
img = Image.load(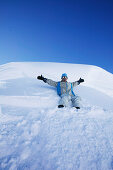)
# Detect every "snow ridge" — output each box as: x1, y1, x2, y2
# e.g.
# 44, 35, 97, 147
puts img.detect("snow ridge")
0, 62, 113, 170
